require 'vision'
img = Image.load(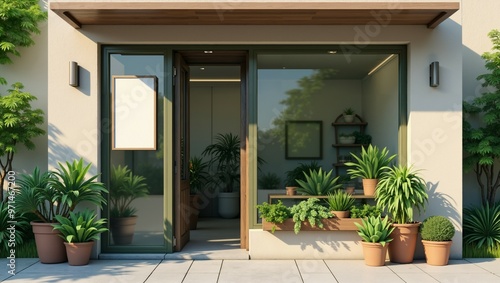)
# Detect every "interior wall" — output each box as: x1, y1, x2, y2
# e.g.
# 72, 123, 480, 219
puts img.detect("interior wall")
190, 83, 241, 217
361, 57, 399, 157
